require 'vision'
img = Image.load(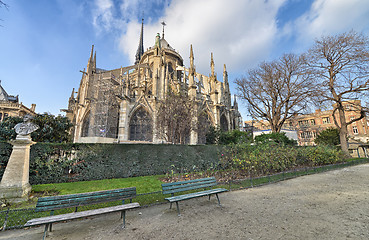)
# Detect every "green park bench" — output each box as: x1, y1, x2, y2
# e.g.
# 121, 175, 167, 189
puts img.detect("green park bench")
24, 187, 140, 240
161, 177, 228, 216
